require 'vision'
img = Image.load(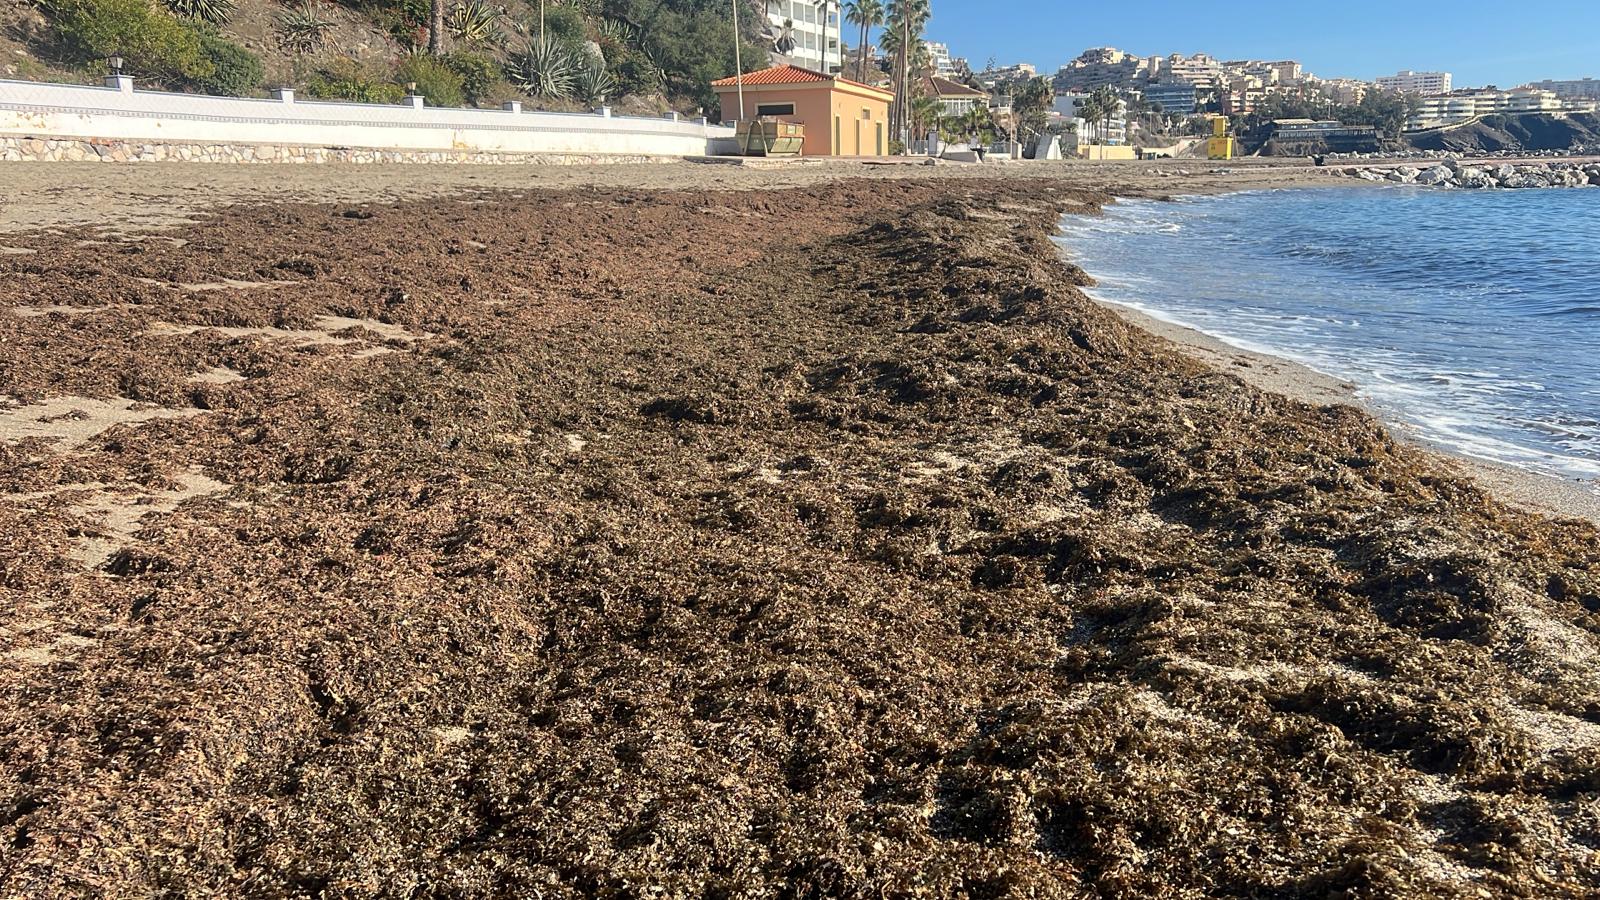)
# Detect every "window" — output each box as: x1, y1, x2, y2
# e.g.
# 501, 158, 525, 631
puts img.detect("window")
757, 103, 796, 117
860, 108, 871, 120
